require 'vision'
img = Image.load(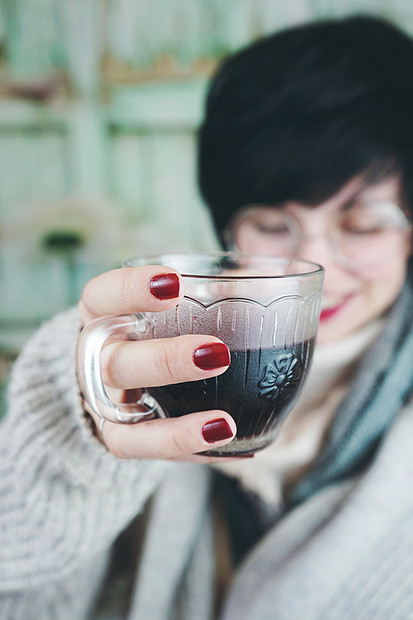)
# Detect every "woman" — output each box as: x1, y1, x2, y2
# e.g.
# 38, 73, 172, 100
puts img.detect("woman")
1, 15, 412, 620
